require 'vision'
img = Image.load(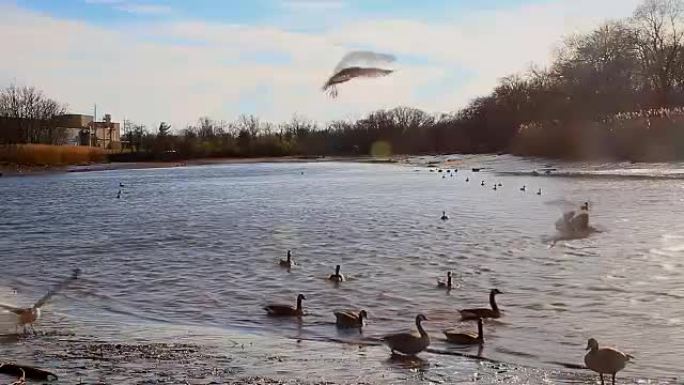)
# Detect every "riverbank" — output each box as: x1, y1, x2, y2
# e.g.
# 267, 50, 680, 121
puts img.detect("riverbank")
0, 155, 405, 177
